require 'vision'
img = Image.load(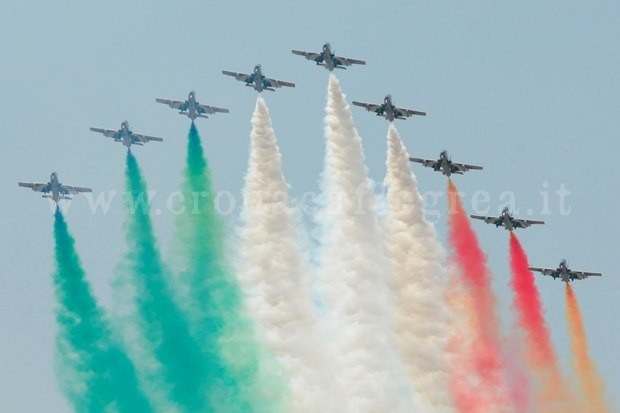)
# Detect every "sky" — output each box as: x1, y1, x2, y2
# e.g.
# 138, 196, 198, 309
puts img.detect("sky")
1, 1, 619, 411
